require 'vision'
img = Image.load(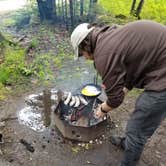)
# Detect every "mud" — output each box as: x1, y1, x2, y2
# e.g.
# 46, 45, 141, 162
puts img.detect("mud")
1, 91, 166, 166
